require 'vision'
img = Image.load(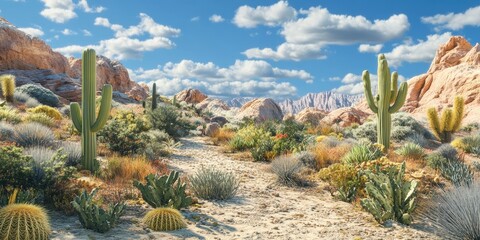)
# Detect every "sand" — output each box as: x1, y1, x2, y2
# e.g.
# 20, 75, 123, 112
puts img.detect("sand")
50, 136, 438, 240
